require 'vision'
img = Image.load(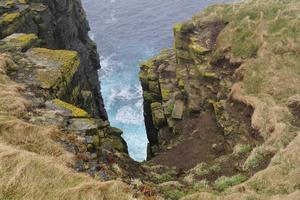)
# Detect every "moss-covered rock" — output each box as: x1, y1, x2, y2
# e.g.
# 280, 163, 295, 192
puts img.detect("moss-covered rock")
1, 33, 38, 51
26, 48, 80, 95
188, 37, 210, 55
51, 99, 89, 118
0, 12, 20, 25
151, 102, 167, 128
140, 59, 155, 70
173, 22, 194, 35
161, 88, 171, 101
143, 91, 158, 103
